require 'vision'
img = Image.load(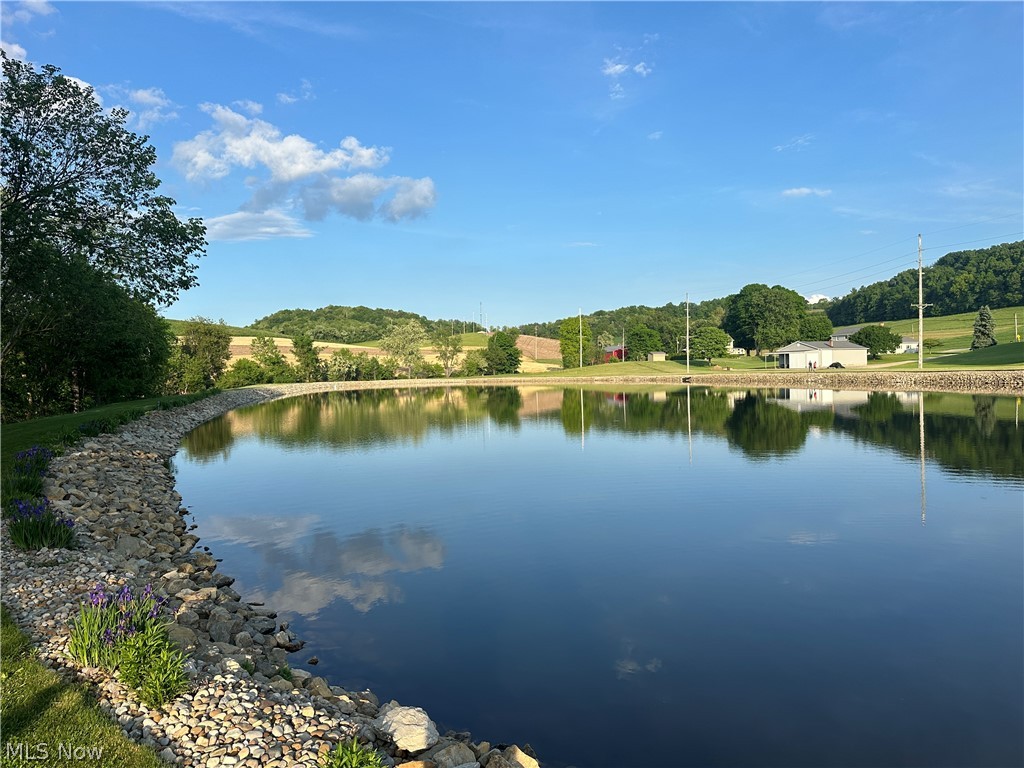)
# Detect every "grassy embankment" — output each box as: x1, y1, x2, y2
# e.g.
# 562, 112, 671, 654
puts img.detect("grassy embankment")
0, 606, 164, 768
864, 305, 1022, 351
